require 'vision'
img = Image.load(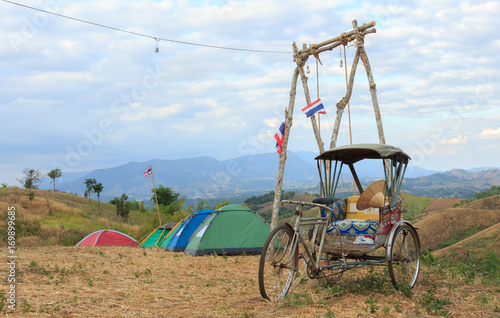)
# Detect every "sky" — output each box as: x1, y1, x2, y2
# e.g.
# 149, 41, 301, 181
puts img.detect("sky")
1, 0, 499, 187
